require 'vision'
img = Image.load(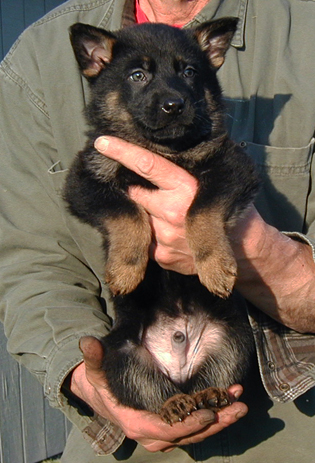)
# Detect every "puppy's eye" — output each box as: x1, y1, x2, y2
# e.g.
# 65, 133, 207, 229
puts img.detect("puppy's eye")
182, 67, 196, 78
129, 70, 147, 82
